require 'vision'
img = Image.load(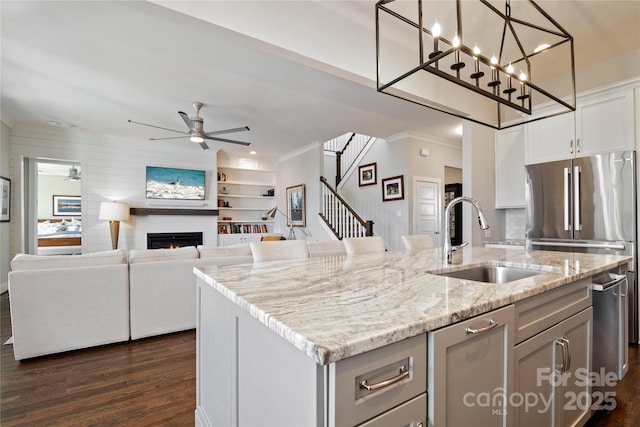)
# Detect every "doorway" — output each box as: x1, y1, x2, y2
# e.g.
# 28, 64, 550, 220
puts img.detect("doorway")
25, 158, 82, 255
444, 166, 463, 246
